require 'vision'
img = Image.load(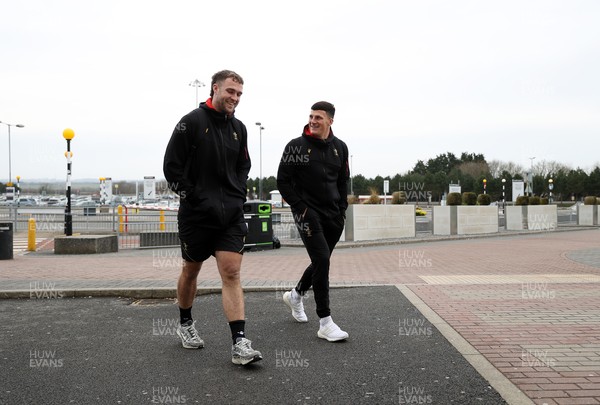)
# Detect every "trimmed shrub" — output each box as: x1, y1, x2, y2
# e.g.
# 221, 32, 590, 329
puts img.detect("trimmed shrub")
447, 192, 462, 206
529, 196, 540, 205
347, 195, 358, 205
462, 192, 477, 206
363, 188, 381, 204
392, 191, 407, 204
477, 194, 492, 206
516, 196, 529, 206
584, 196, 598, 205
540, 197, 549, 205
